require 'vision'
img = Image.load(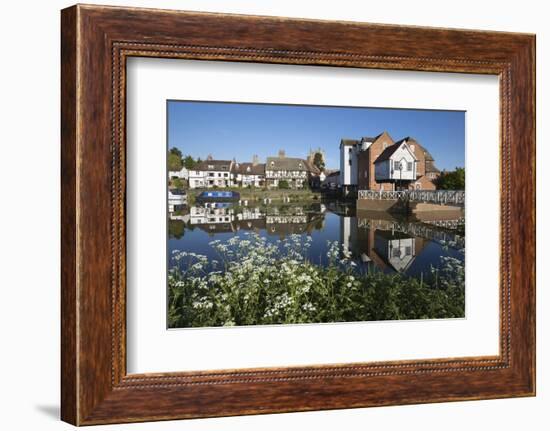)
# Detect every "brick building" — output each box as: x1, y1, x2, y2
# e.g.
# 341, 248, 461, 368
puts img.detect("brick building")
340, 131, 440, 193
